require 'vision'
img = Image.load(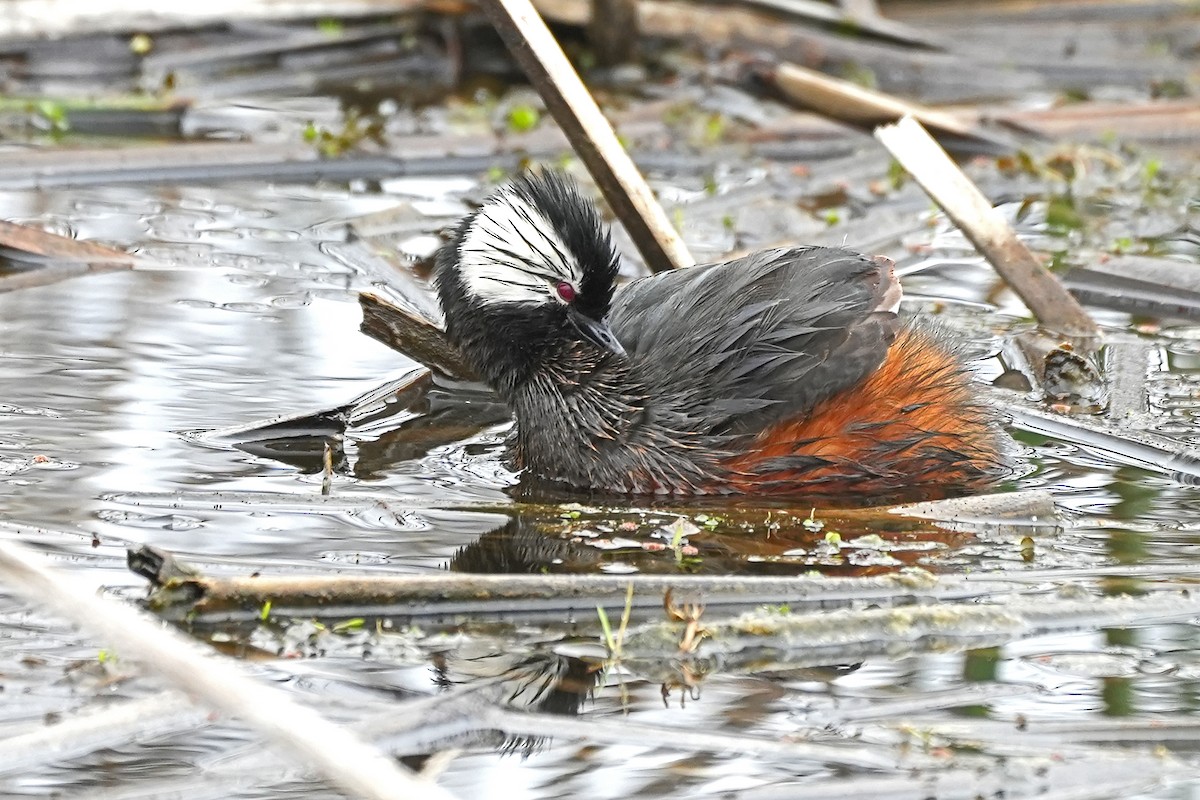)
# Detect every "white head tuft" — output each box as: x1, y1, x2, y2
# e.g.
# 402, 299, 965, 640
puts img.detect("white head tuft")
457, 187, 582, 306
